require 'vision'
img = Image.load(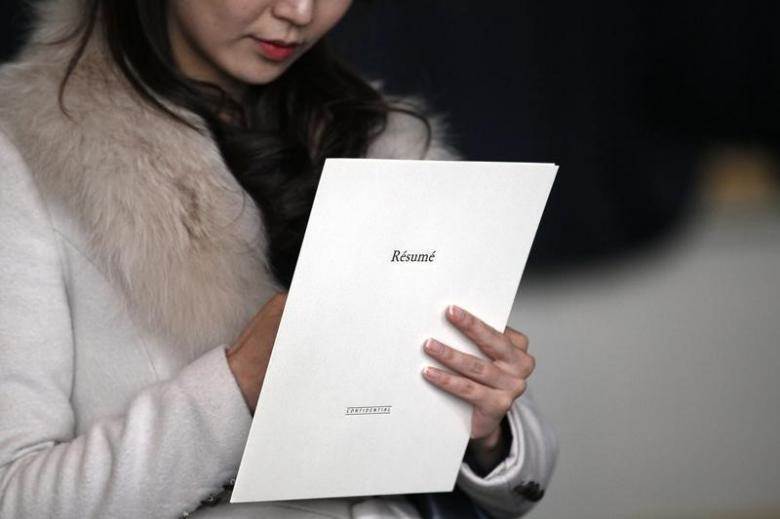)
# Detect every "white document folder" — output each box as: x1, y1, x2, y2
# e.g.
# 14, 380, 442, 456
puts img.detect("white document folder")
230, 158, 558, 503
